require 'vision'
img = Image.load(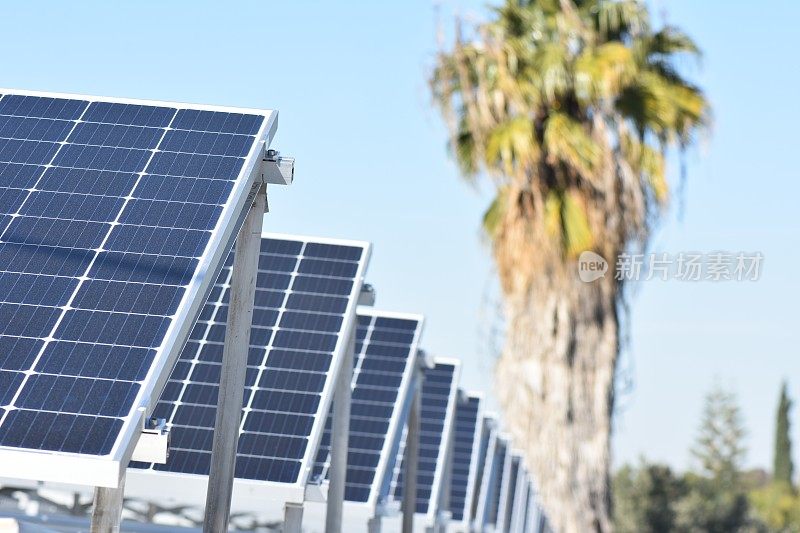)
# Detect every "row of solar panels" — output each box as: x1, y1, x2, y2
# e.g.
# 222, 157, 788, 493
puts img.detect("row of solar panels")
116, 232, 549, 533
0, 90, 550, 531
